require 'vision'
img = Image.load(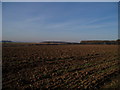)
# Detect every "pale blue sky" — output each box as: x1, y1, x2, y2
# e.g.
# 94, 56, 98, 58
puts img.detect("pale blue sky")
2, 2, 118, 42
